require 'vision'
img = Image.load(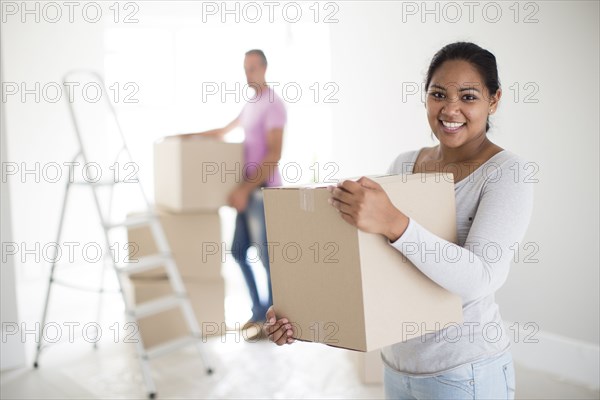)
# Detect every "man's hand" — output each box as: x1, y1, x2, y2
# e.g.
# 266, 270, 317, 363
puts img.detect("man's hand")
178, 117, 240, 141
228, 184, 252, 212
177, 130, 223, 140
